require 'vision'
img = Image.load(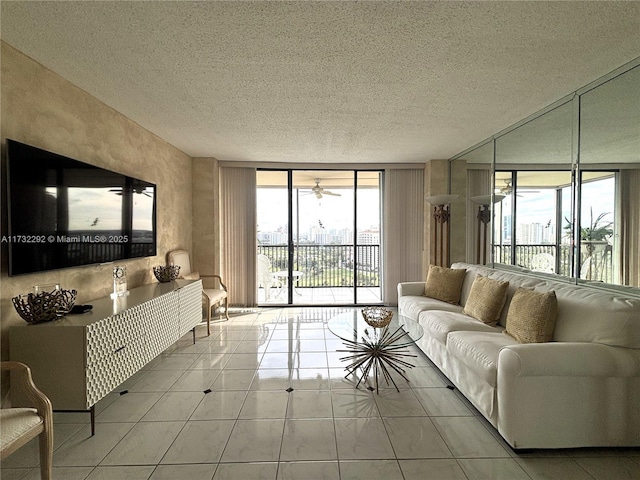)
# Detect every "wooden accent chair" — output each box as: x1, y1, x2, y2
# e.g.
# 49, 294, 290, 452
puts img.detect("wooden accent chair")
167, 249, 229, 335
1, 361, 53, 480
